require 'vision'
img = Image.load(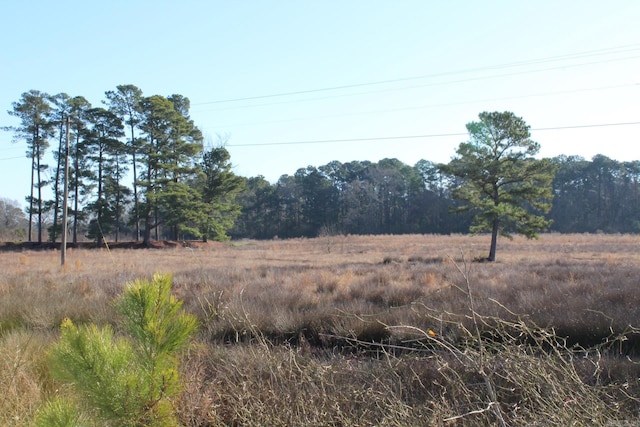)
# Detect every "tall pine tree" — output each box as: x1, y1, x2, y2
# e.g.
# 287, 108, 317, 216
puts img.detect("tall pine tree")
7, 90, 55, 242
440, 111, 556, 261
